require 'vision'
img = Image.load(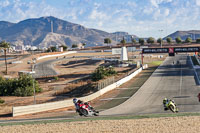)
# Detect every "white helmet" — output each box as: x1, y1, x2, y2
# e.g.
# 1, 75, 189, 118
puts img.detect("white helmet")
73, 98, 78, 104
